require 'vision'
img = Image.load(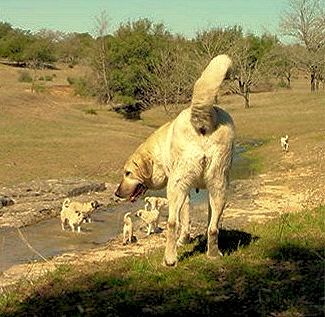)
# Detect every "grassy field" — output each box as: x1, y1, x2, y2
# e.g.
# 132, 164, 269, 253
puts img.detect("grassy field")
0, 63, 324, 188
1, 206, 324, 316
